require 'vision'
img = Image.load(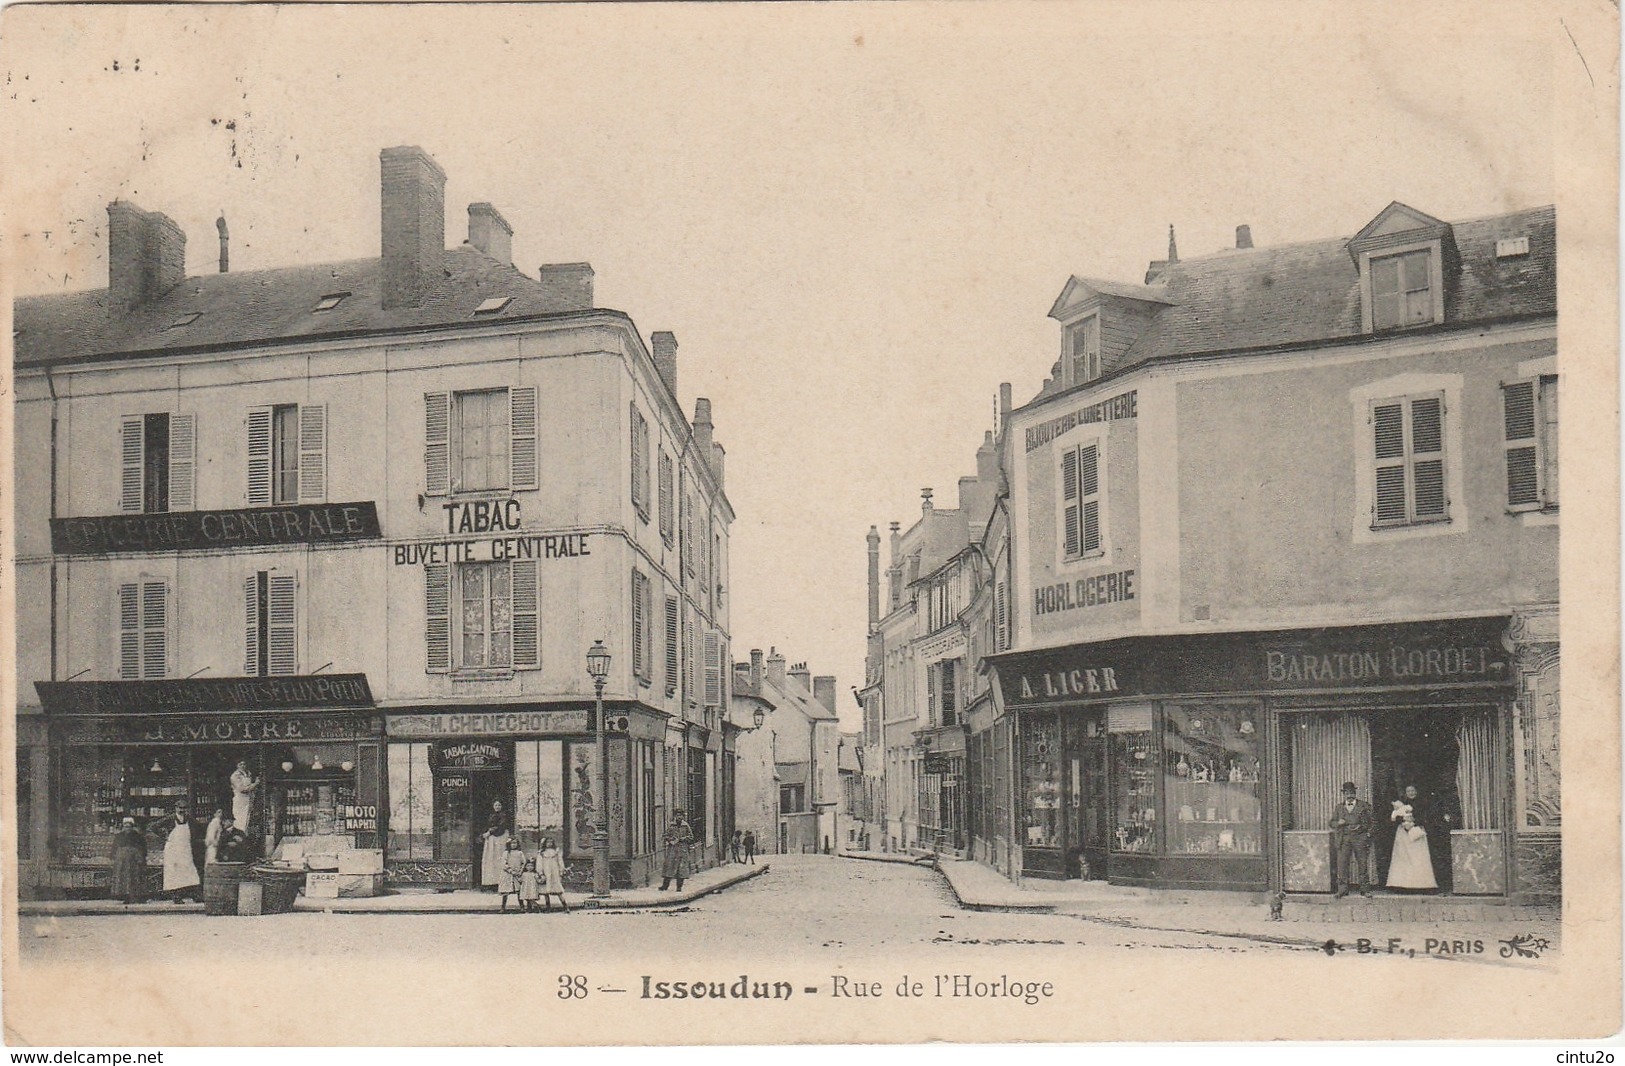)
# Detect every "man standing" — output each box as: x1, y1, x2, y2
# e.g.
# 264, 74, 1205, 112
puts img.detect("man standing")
1329, 781, 1374, 898
658, 811, 694, 891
